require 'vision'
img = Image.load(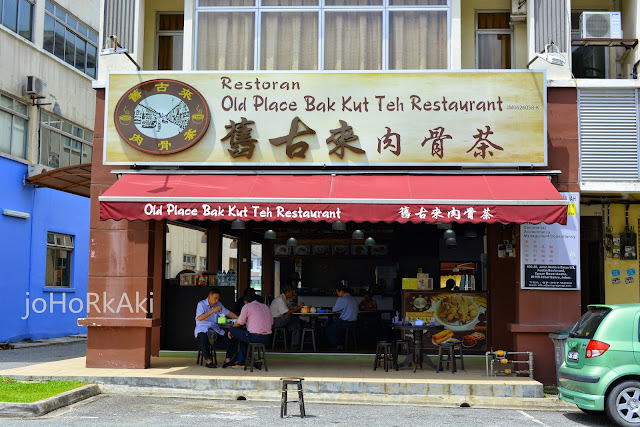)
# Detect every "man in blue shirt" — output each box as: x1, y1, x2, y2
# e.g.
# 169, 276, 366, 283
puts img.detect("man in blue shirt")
195, 288, 239, 368
326, 284, 359, 350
